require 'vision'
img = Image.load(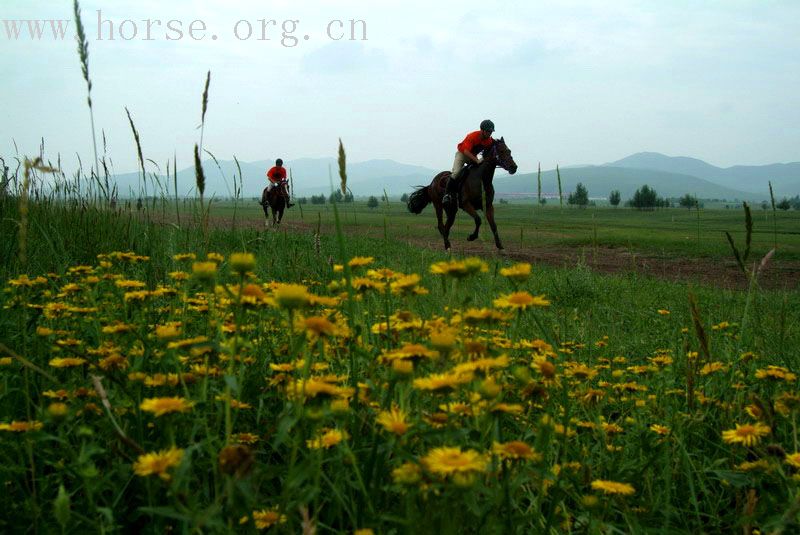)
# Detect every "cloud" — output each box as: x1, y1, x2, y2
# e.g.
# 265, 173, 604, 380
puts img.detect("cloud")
301, 42, 386, 74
